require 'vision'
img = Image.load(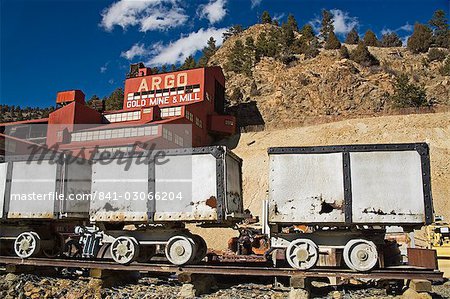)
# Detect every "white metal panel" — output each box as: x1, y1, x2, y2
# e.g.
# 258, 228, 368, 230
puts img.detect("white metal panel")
350, 151, 425, 223
269, 153, 345, 223
90, 158, 148, 221
0, 163, 7, 218
225, 155, 242, 215
64, 161, 91, 217
154, 154, 217, 218
8, 161, 57, 217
